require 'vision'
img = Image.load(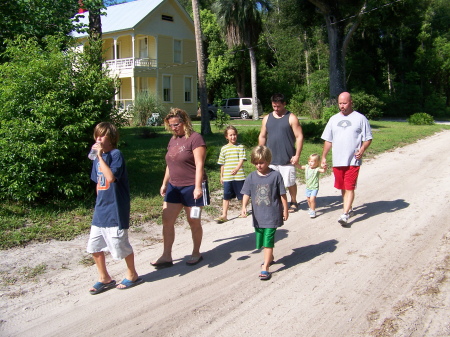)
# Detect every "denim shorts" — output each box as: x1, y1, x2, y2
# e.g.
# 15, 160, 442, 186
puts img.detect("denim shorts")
223, 180, 245, 200
86, 226, 133, 260
305, 189, 318, 197
164, 181, 210, 207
